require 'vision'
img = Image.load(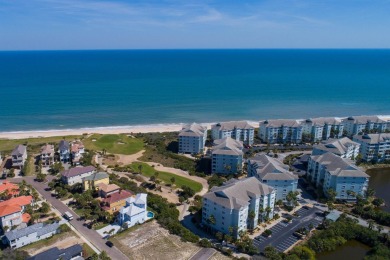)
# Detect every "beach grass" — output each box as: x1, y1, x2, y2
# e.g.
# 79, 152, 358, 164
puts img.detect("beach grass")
83, 134, 144, 155
129, 162, 202, 192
